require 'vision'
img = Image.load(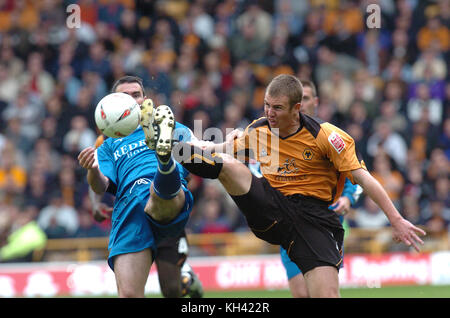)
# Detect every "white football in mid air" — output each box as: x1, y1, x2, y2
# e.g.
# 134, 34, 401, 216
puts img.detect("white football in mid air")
94, 92, 140, 138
